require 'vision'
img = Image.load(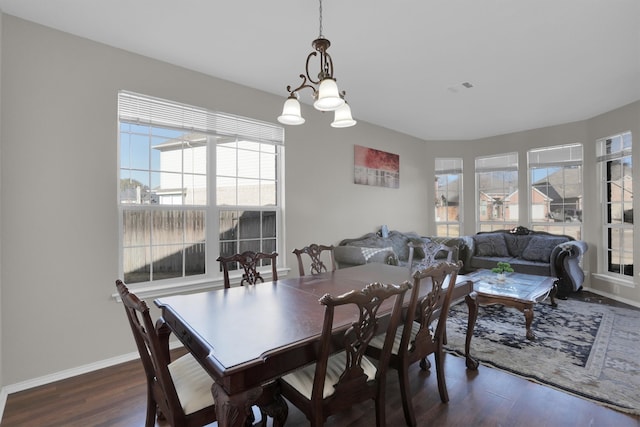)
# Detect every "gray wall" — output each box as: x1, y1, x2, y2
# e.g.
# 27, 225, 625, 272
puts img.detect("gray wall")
0, 14, 638, 389
0, 15, 429, 385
